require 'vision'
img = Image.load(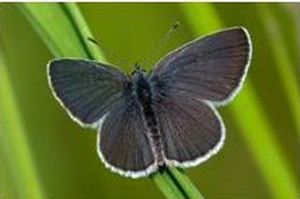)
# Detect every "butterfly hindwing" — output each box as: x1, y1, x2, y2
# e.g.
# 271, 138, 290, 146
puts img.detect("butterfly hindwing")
97, 93, 156, 178
153, 92, 224, 167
